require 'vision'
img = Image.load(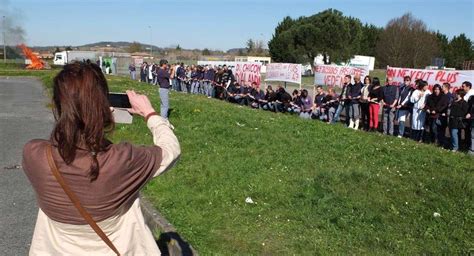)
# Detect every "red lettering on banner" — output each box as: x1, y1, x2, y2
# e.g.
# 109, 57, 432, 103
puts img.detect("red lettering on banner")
397, 69, 406, 77
387, 68, 396, 78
